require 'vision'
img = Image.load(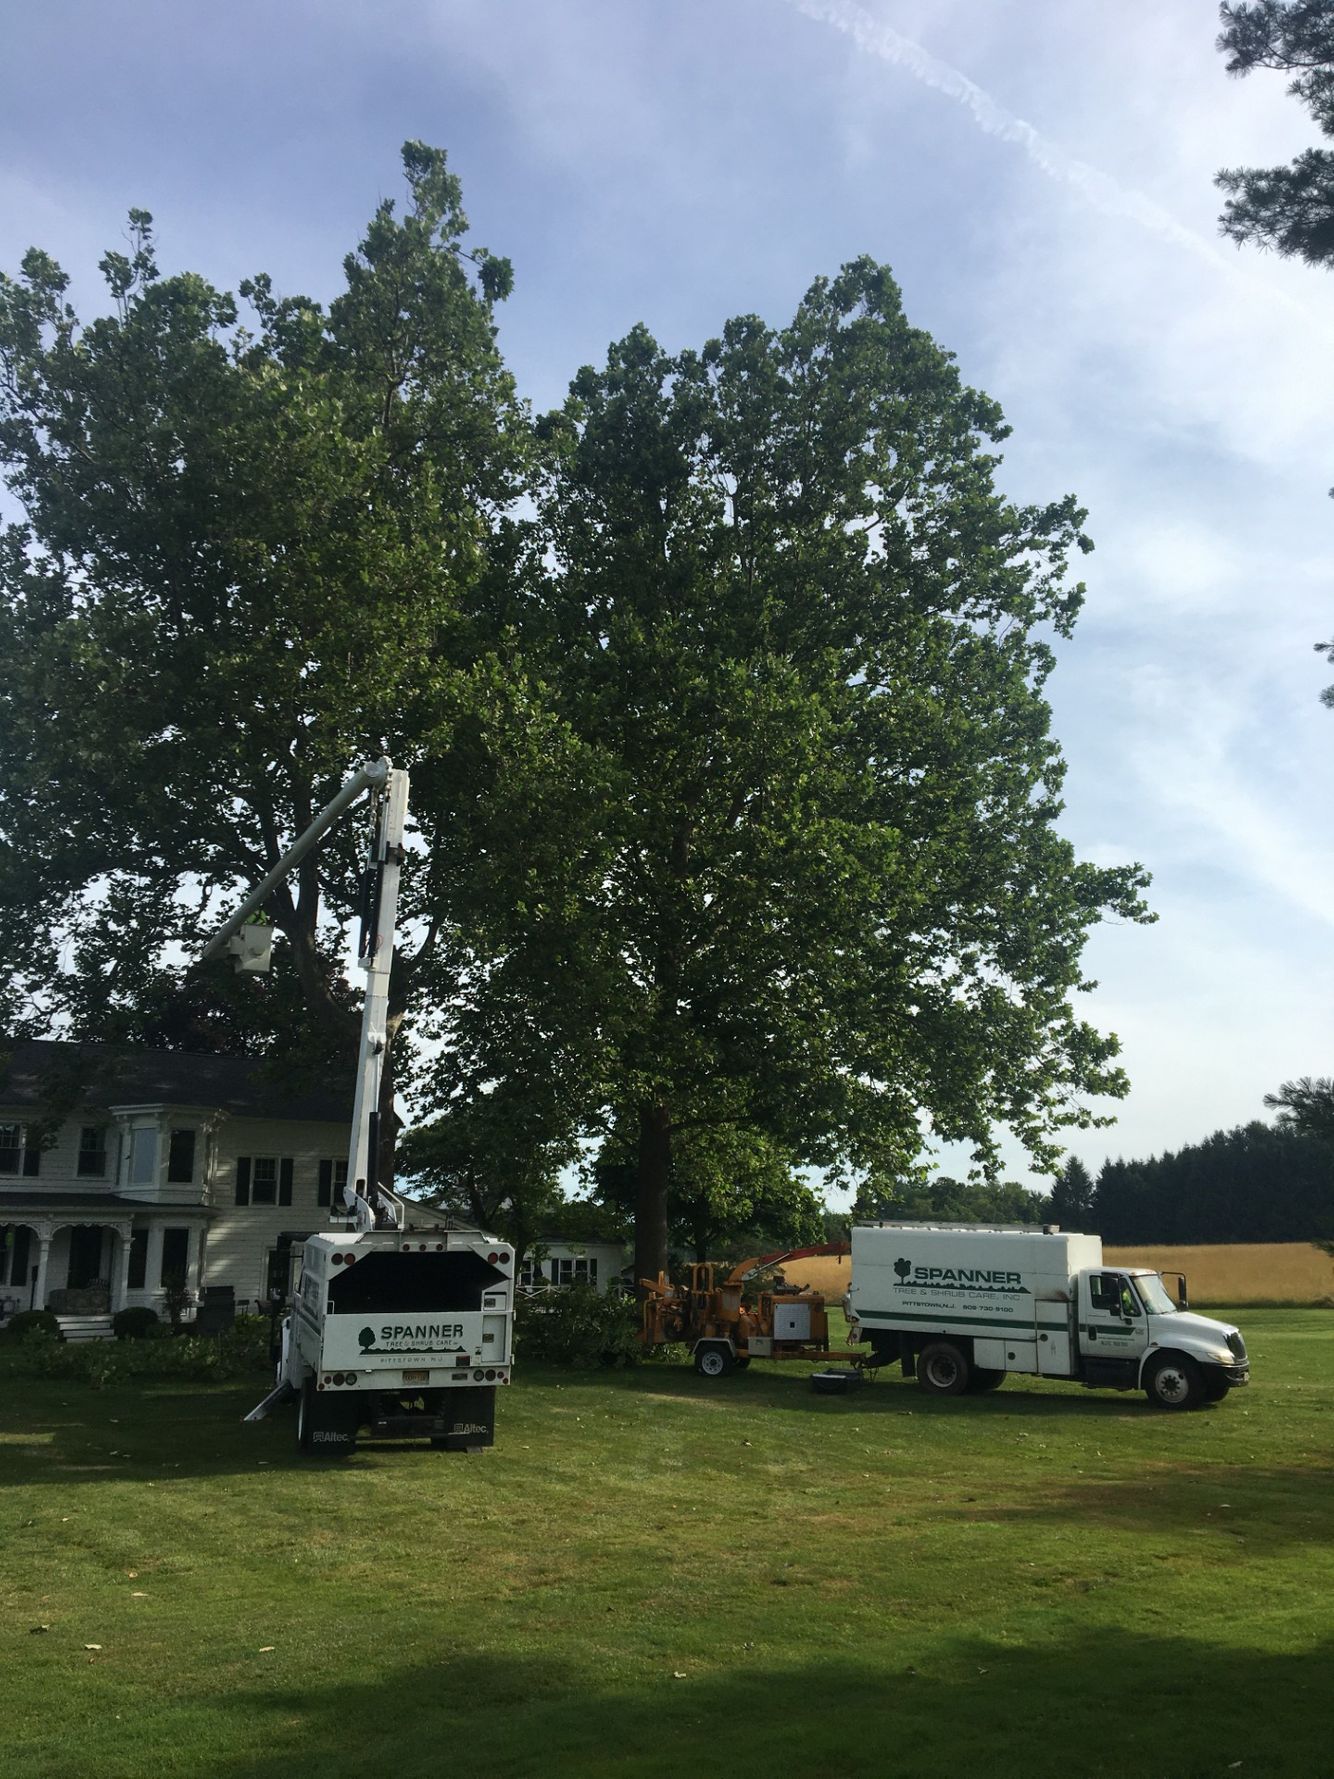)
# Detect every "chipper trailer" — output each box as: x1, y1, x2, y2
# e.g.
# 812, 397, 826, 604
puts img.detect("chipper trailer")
201, 757, 516, 1453
846, 1222, 1250, 1410
639, 1243, 856, 1376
